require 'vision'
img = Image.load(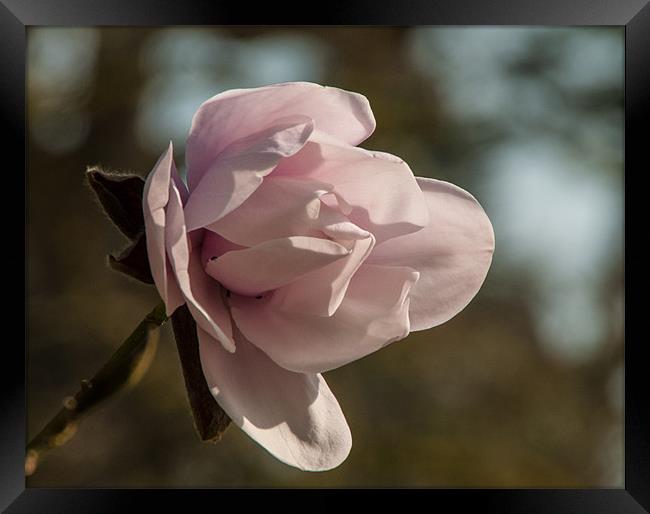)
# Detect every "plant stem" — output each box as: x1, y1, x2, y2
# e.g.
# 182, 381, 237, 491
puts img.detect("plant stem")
25, 301, 168, 477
